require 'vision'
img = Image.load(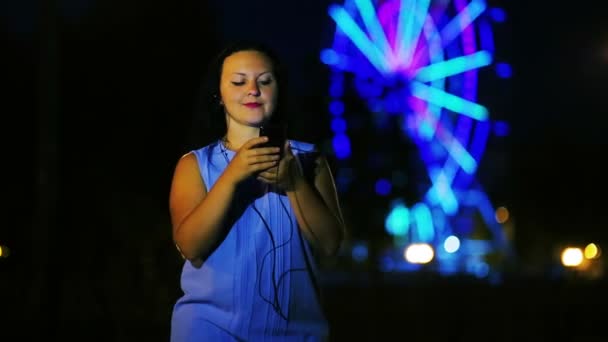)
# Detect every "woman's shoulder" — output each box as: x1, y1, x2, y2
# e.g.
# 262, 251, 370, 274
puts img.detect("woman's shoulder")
190, 140, 222, 157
